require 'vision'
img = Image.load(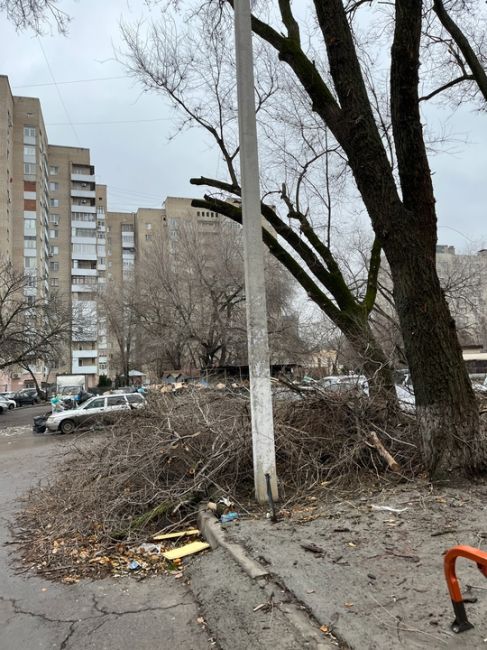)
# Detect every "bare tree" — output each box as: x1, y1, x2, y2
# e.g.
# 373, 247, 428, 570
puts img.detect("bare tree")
98, 276, 139, 383
0, 0, 69, 32
0, 261, 71, 372
134, 217, 305, 371
121, 9, 397, 400
124, 1, 487, 477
